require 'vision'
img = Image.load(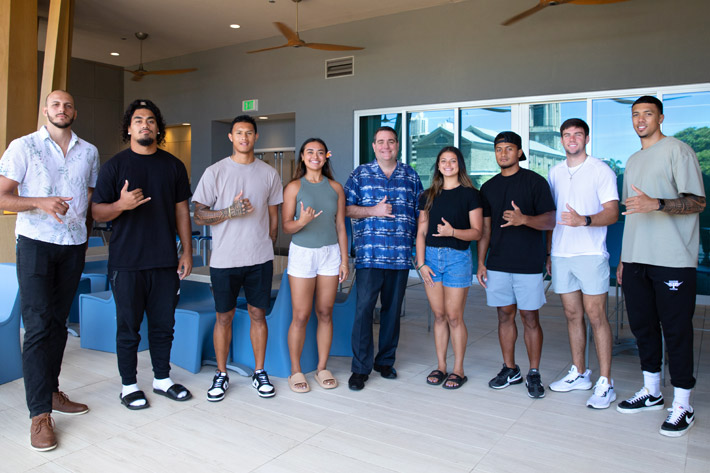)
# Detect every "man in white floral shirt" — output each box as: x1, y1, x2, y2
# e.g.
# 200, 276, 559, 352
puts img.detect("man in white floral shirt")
0, 90, 99, 452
